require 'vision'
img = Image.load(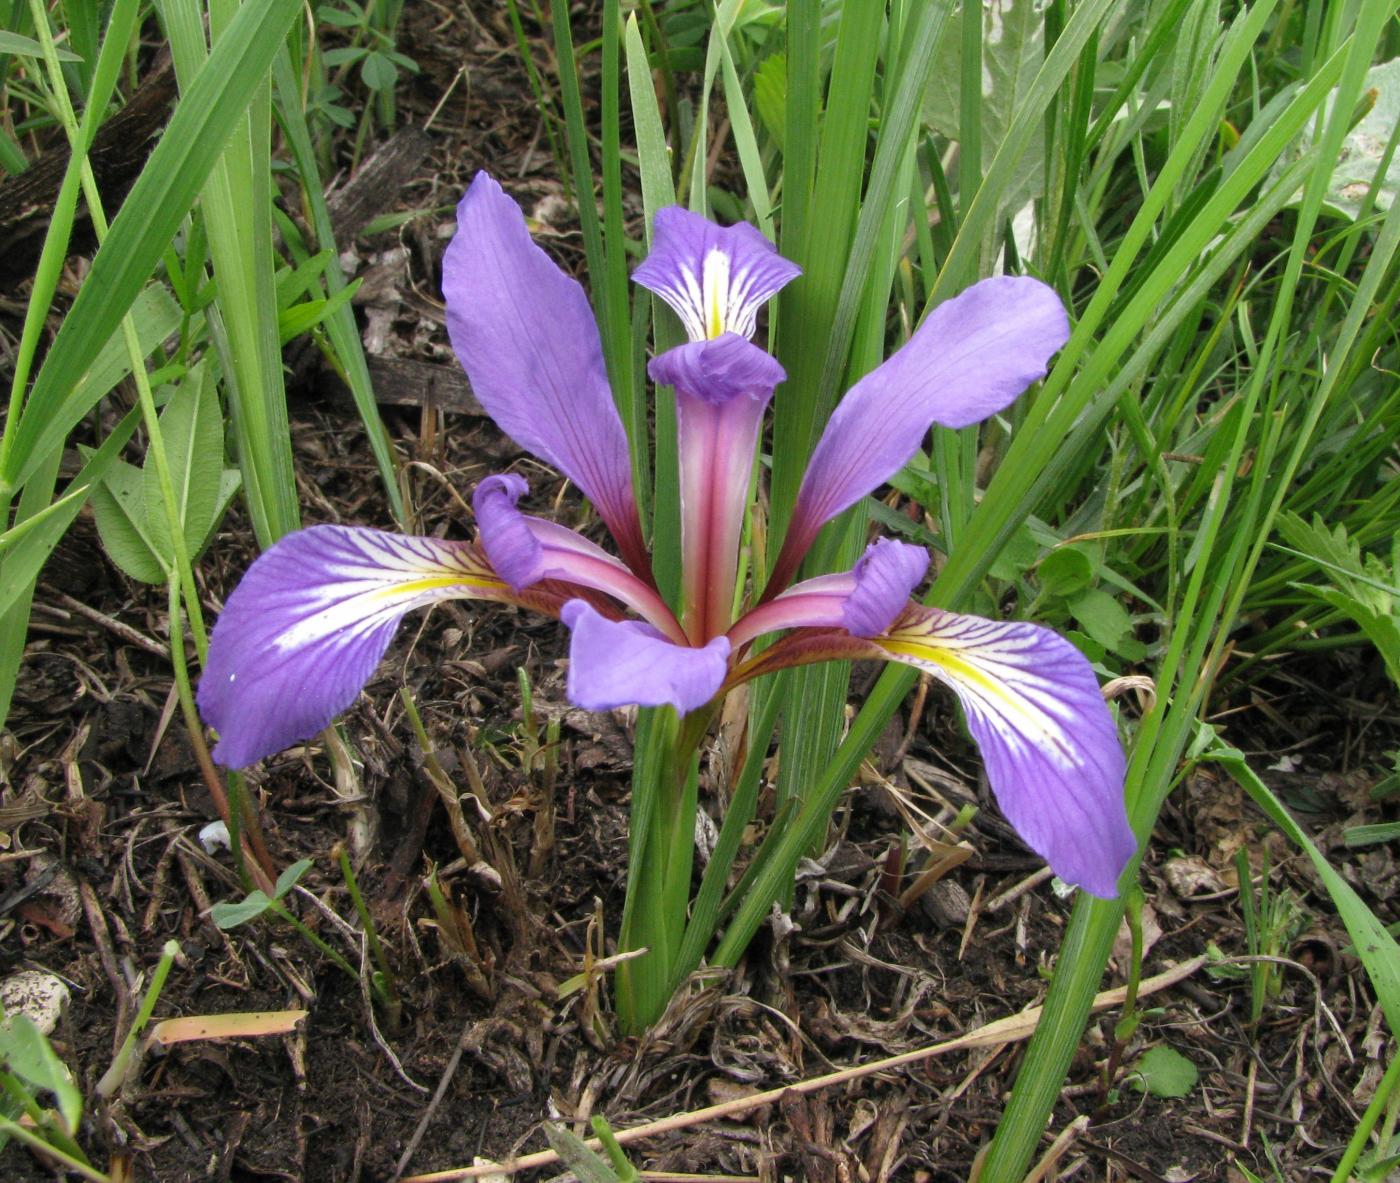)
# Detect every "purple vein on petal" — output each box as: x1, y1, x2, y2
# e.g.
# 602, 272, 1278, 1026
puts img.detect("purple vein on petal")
875, 606, 1133, 898
633, 206, 801, 341
198, 525, 519, 769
